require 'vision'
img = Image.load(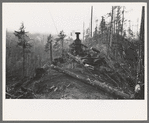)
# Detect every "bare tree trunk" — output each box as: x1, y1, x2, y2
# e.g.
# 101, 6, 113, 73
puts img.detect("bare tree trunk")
61, 39, 64, 57
116, 7, 119, 59
83, 22, 85, 42
15, 53, 17, 72
27, 54, 30, 77
22, 44, 25, 78
121, 6, 124, 36
110, 6, 114, 47
113, 20, 115, 34
91, 6, 93, 37
136, 6, 145, 84
50, 41, 53, 63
